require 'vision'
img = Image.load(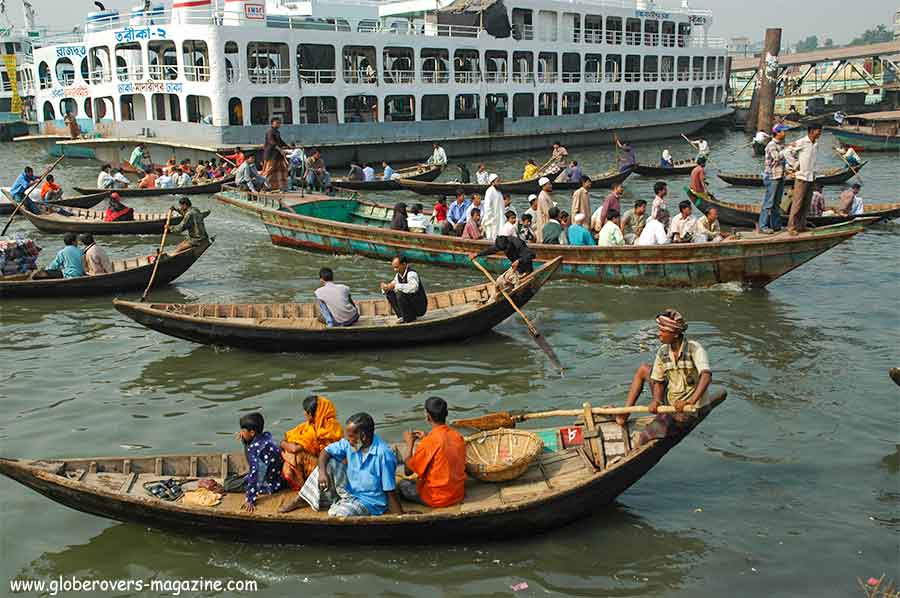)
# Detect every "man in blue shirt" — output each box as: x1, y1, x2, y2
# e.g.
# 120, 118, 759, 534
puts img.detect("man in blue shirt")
34, 232, 85, 279
566, 213, 595, 246
382, 160, 394, 181
446, 189, 471, 236
286, 412, 402, 516
10, 166, 39, 214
